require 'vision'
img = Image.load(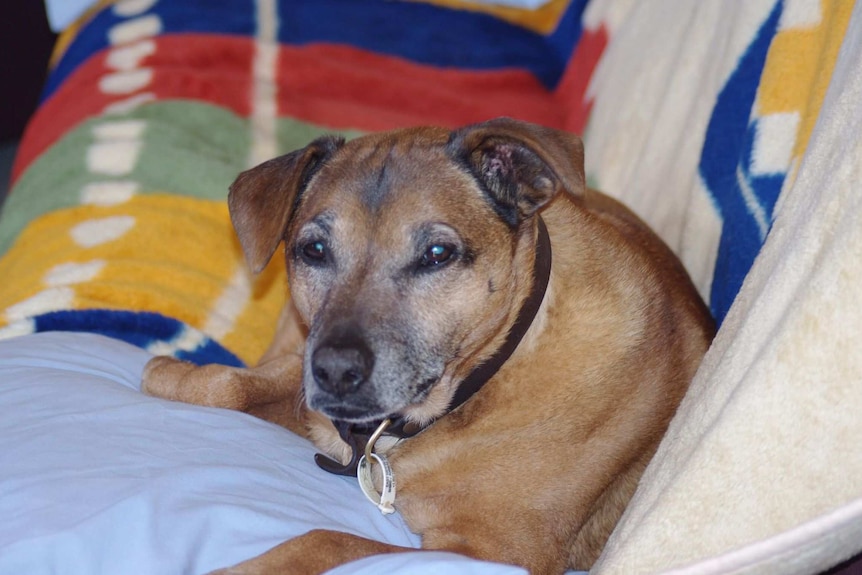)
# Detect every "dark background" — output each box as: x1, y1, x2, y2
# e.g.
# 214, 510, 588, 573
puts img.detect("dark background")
0, 0, 56, 205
